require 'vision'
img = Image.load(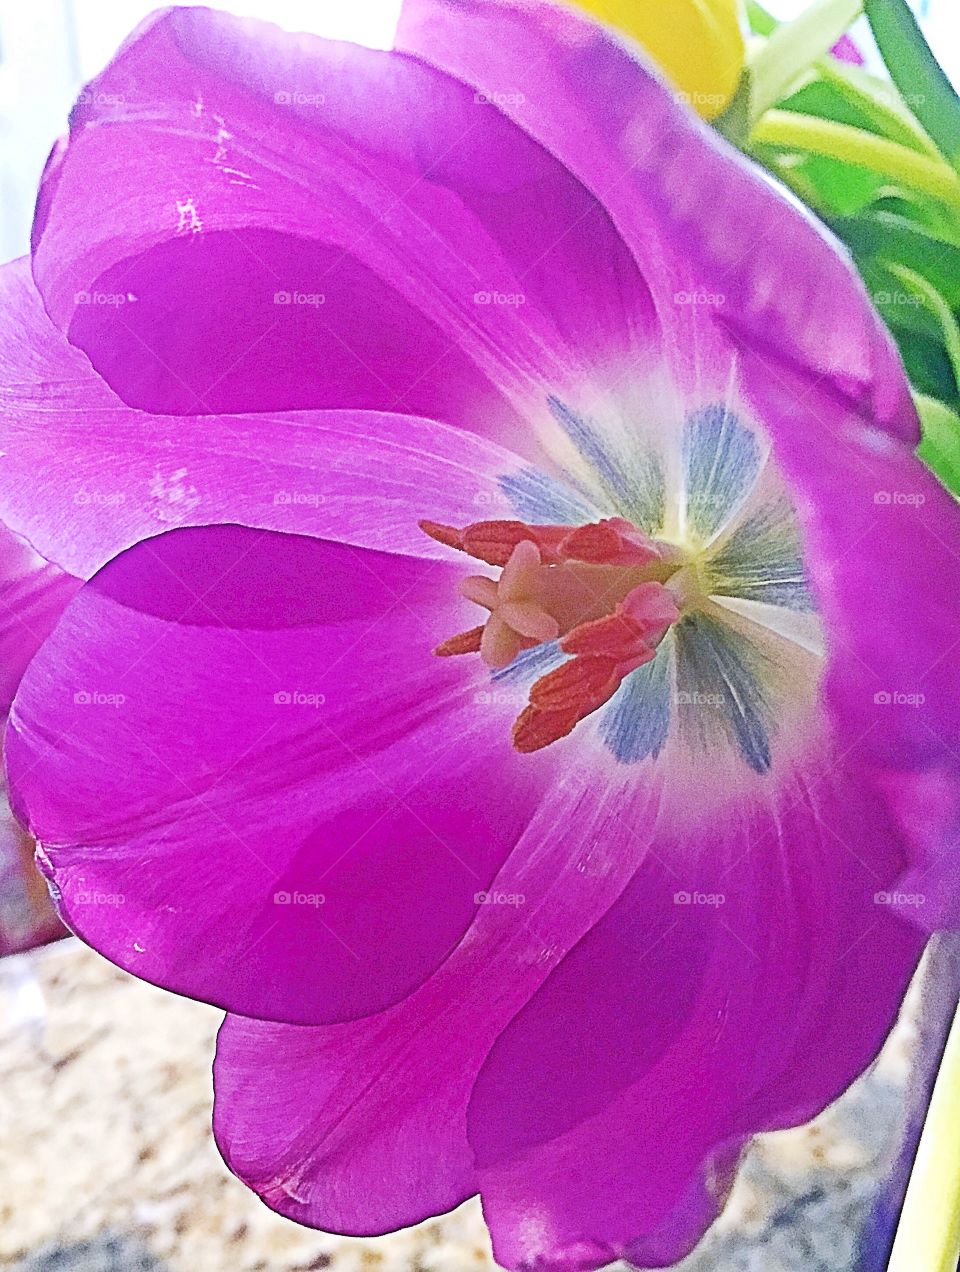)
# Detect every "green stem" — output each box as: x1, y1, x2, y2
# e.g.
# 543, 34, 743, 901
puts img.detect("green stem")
752, 110, 960, 213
